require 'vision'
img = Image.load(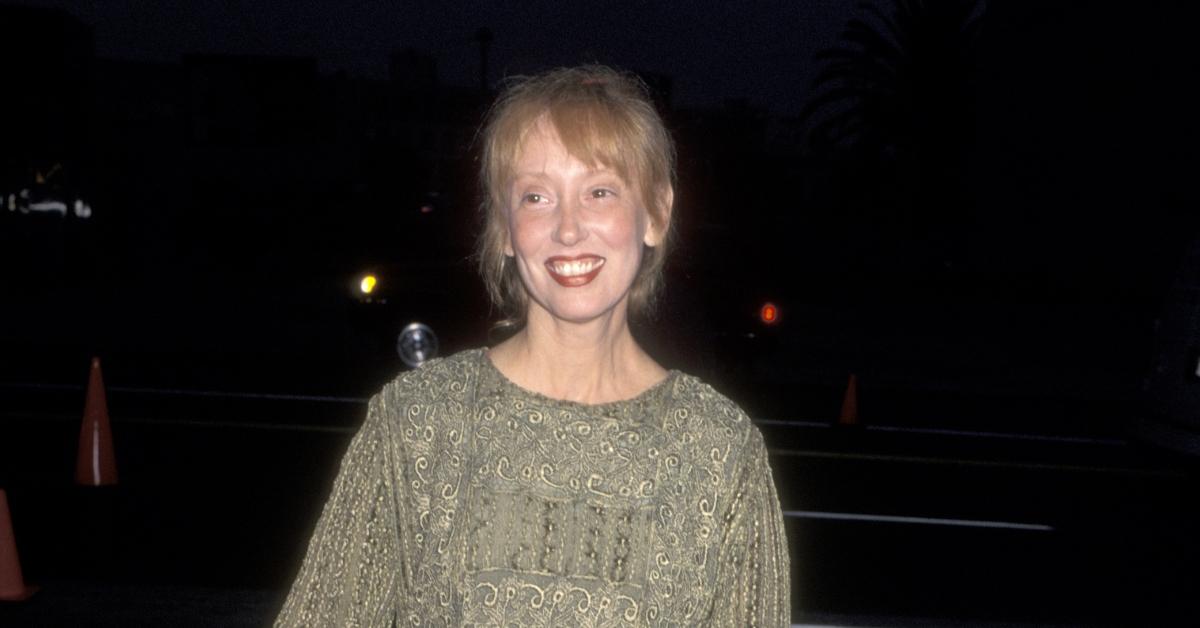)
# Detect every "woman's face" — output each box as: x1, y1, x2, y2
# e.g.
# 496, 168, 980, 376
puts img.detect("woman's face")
506, 120, 663, 326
